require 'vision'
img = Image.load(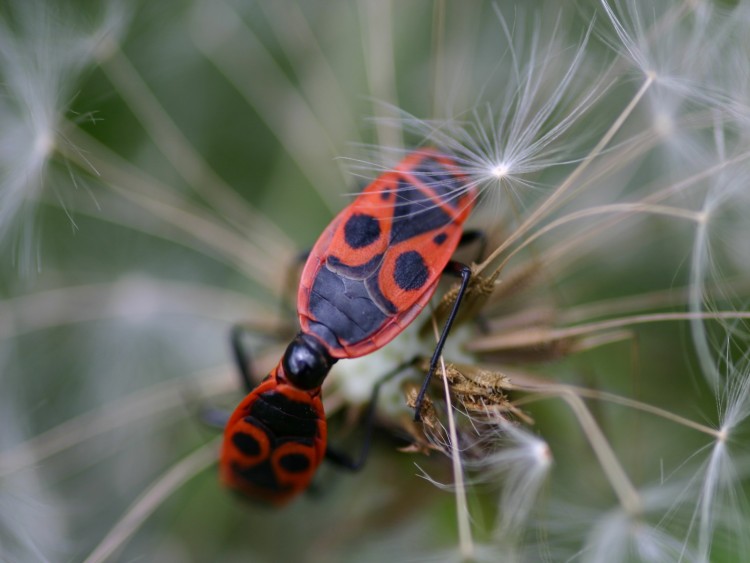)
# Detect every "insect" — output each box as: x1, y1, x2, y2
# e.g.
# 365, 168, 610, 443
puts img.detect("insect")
221, 148, 478, 504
